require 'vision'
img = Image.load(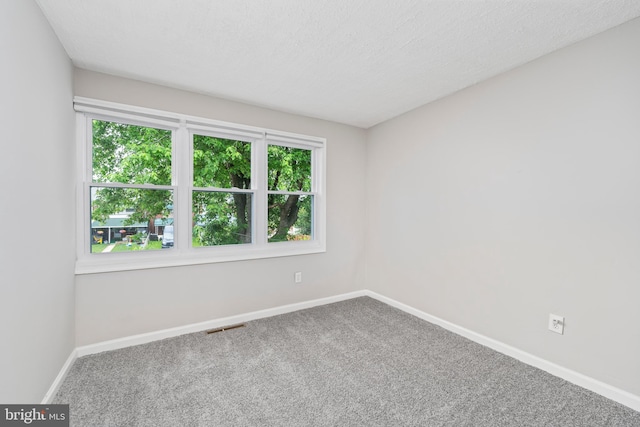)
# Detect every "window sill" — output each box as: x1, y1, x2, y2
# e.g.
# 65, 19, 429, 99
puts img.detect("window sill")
75, 241, 325, 275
